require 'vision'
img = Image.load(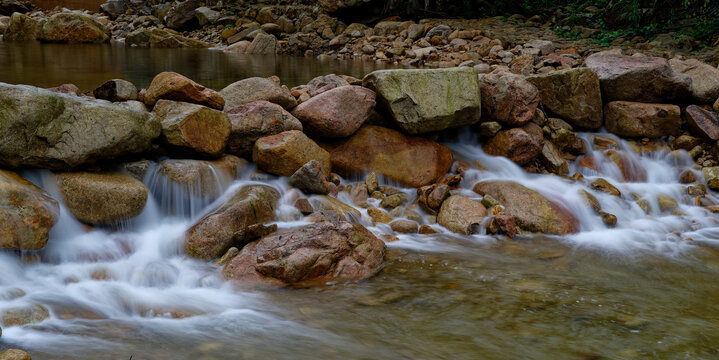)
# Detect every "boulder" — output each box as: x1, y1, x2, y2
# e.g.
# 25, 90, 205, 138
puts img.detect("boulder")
473, 181, 578, 235
483, 122, 544, 165
390, 219, 418, 233
703, 167, 719, 190
604, 101, 681, 138
165, 0, 200, 30
0, 83, 160, 170
0, 0, 33, 15
125, 28, 212, 48
153, 100, 231, 158
222, 221, 385, 286
684, 105, 719, 140
318, 125, 453, 188
144, 72, 224, 109
93, 79, 138, 102
252, 130, 331, 177
585, 54, 691, 103
304, 74, 350, 97
289, 160, 331, 194
245, 33, 278, 55
362, 67, 481, 134
45, 83, 82, 96
194, 6, 220, 26
437, 195, 487, 235
220, 77, 297, 110
157, 155, 247, 197
0, 169, 59, 250
100, 0, 126, 19
55, 172, 148, 224
527, 68, 603, 129
2, 12, 41, 41
225, 100, 302, 158
291, 85, 375, 138
185, 185, 280, 260
669, 58, 719, 104
39, 13, 110, 44
479, 69, 538, 127
0, 349, 32, 360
